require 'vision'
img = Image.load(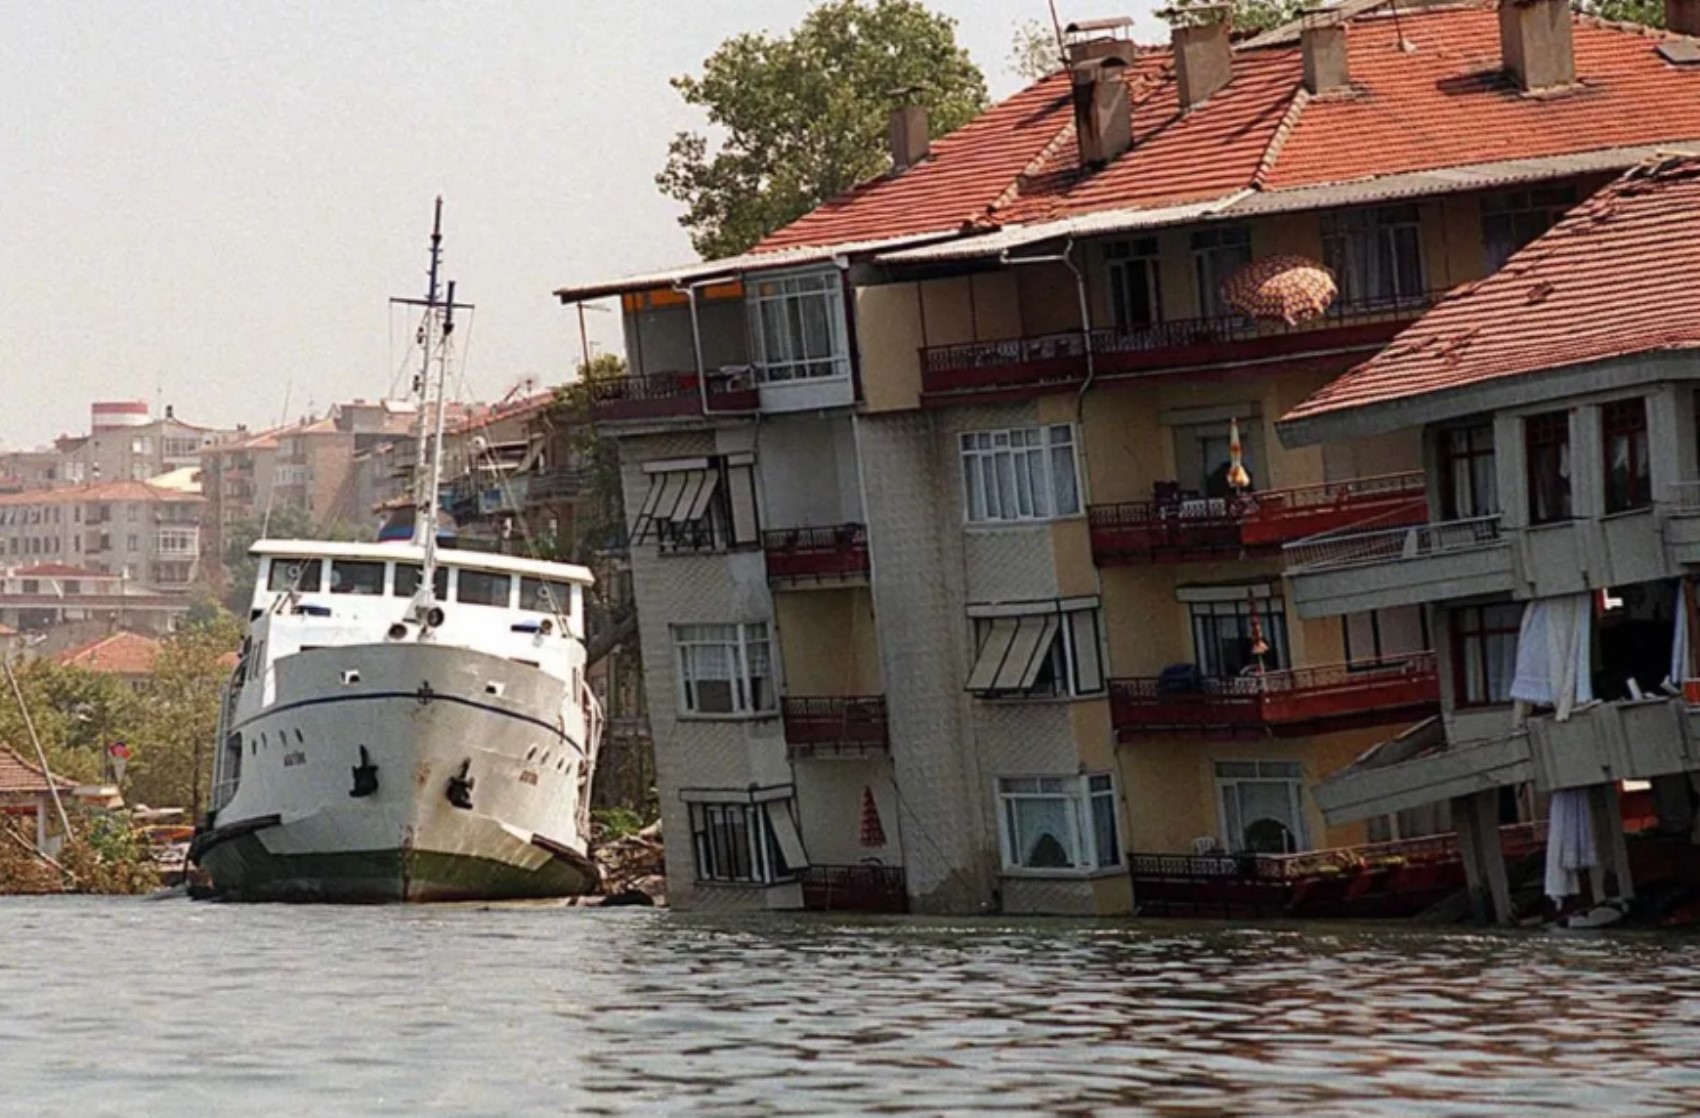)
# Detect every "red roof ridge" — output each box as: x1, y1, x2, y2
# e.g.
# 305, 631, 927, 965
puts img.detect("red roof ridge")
0, 741, 74, 793
987, 120, 1080, 219
1253, 88, 1310, 188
